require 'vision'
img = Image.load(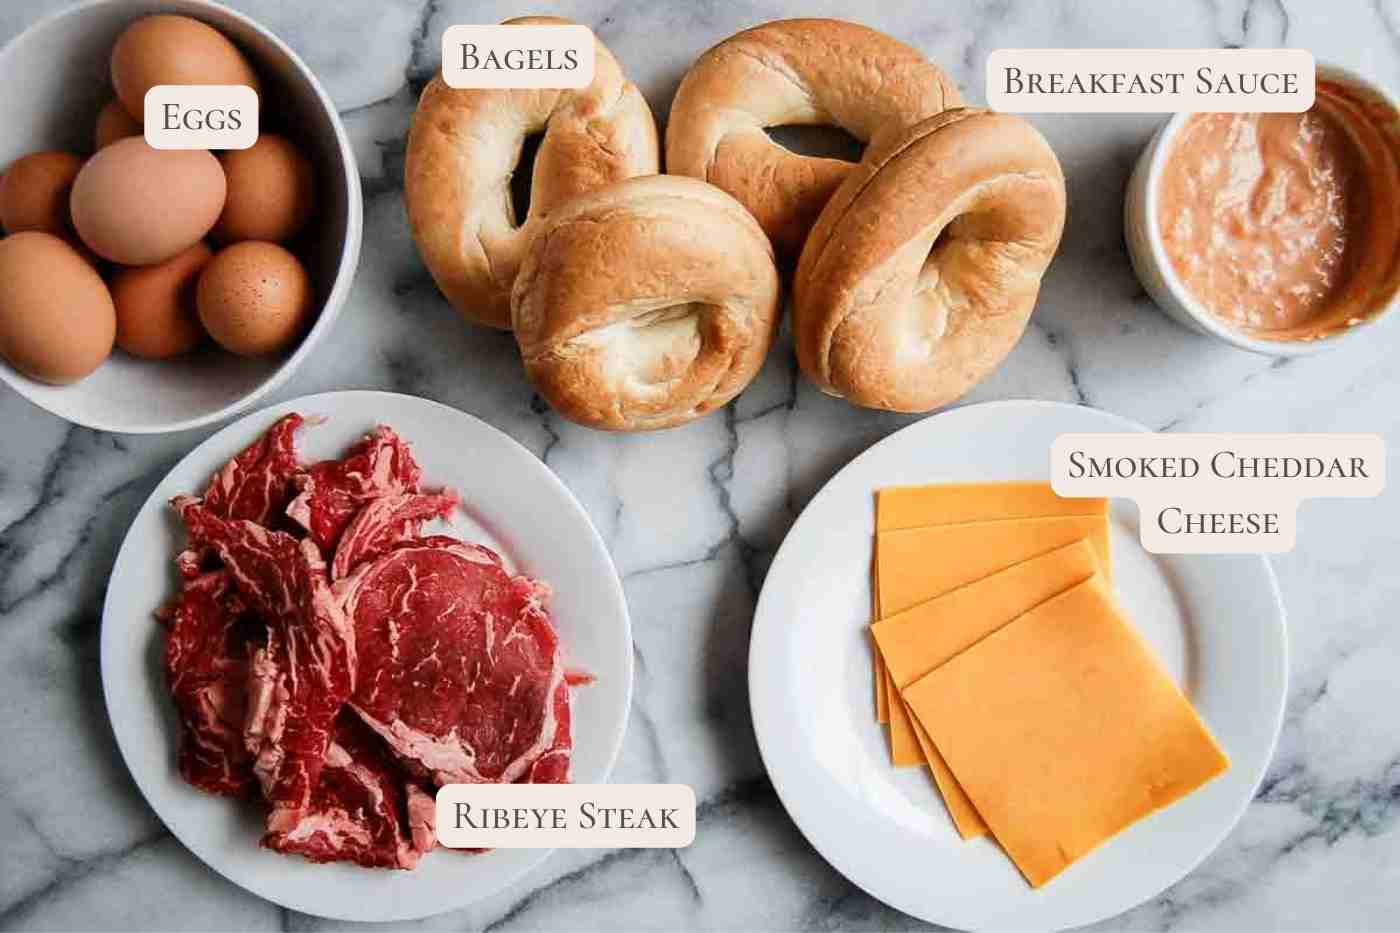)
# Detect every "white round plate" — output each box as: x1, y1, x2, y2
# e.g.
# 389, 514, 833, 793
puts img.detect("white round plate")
102, 391, 632, 921
749, 400, 1287, 931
